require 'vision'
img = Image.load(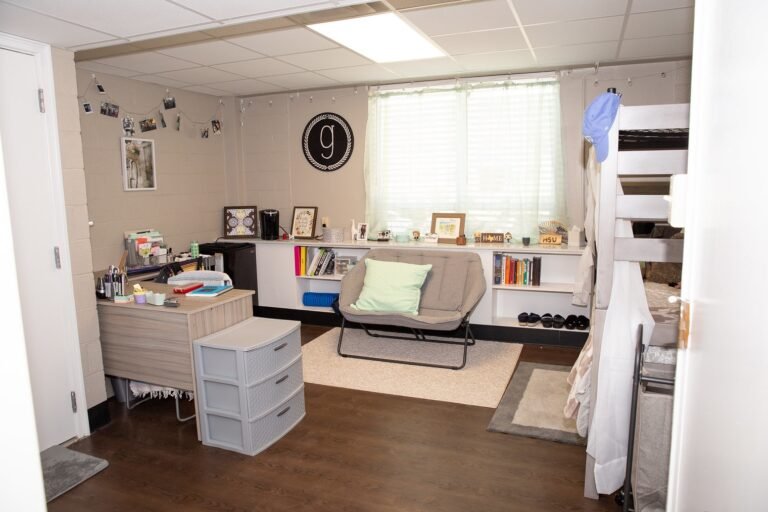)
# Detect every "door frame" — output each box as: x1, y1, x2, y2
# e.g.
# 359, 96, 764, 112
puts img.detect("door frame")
0, 32, 90, 440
